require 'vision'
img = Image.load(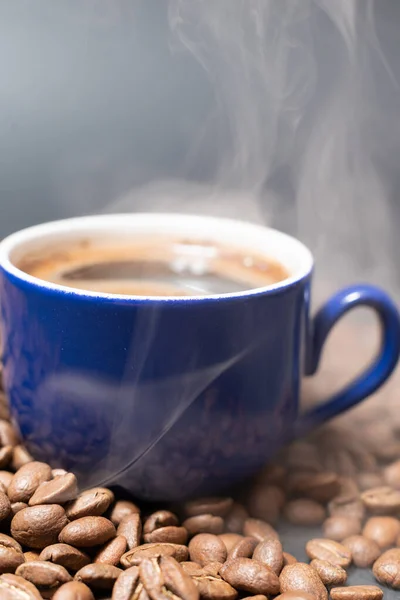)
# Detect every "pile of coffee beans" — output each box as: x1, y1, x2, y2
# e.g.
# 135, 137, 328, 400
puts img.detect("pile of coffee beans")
1, 366, 400, 599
